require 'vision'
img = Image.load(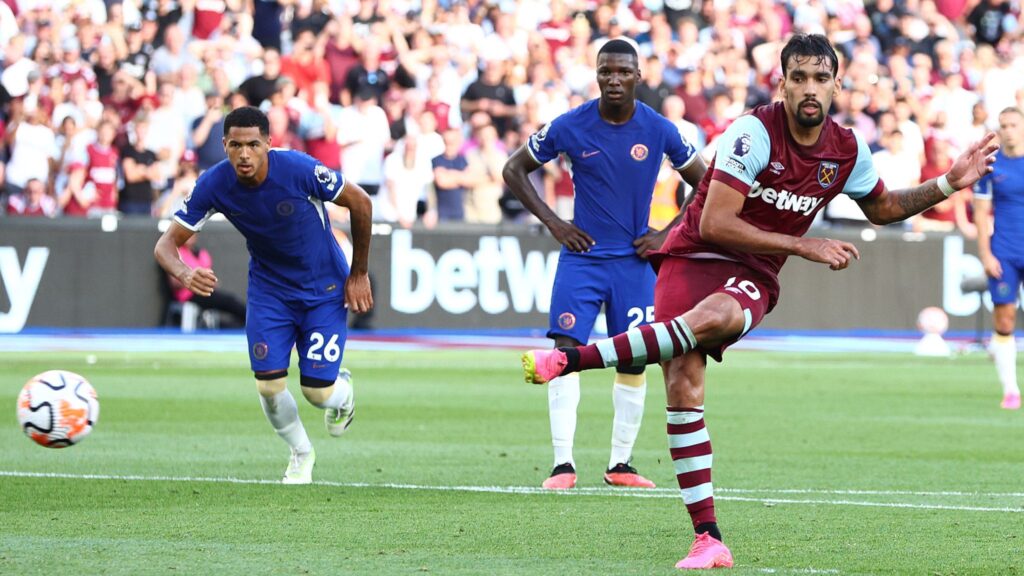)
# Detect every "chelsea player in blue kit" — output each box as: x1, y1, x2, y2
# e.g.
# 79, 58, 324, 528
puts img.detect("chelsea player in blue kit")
974, 106, 1024, 410
154, 107, 374, 484
503, 39, 707, 489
